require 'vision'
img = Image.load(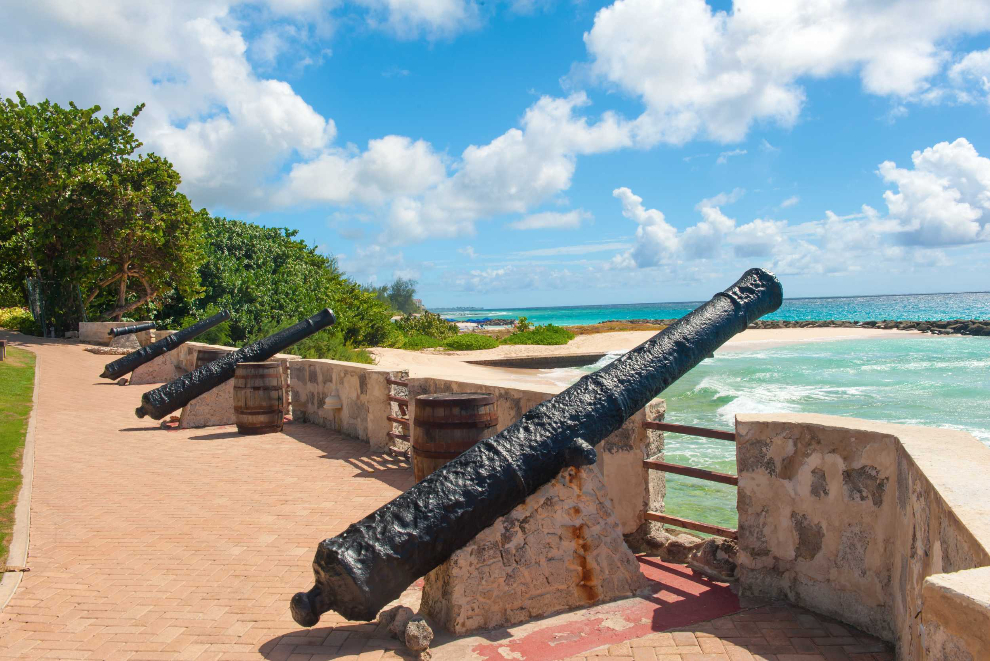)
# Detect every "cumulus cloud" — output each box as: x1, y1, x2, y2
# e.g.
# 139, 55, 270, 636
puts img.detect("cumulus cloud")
879, 138, 990, 245
609, 138, 990, 276
508, 209, 592, 230
582, 0, 990, 143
